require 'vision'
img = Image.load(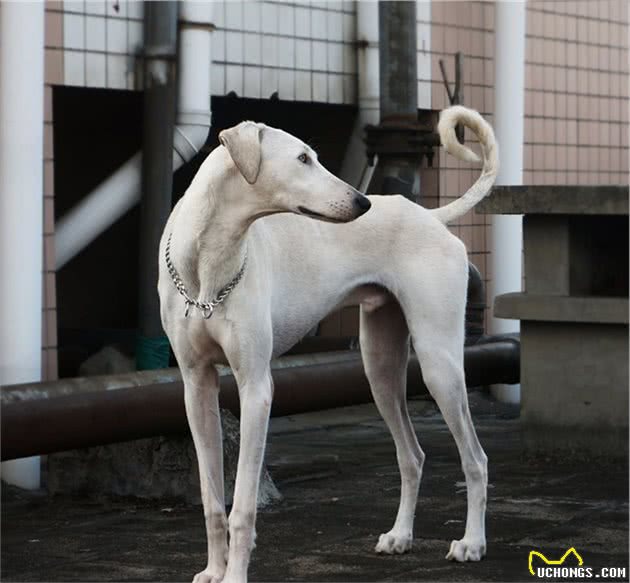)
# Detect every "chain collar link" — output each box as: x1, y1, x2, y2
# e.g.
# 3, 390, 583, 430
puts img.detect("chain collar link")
165, 232, 248, 319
